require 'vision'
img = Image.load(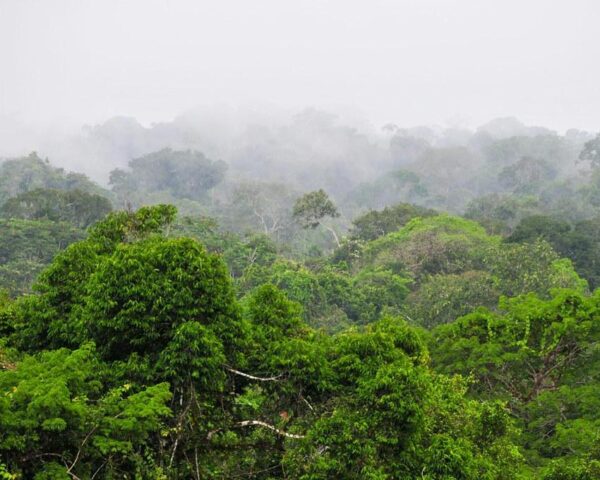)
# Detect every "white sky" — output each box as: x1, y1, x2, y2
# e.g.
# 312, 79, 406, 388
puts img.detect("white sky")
1, 0, 599, 132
